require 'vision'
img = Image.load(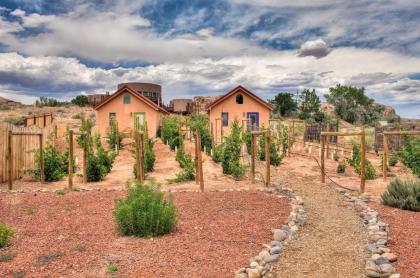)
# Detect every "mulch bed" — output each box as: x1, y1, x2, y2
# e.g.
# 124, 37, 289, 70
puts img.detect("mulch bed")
0, 190, 289, 277
371, 203, 420, 277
